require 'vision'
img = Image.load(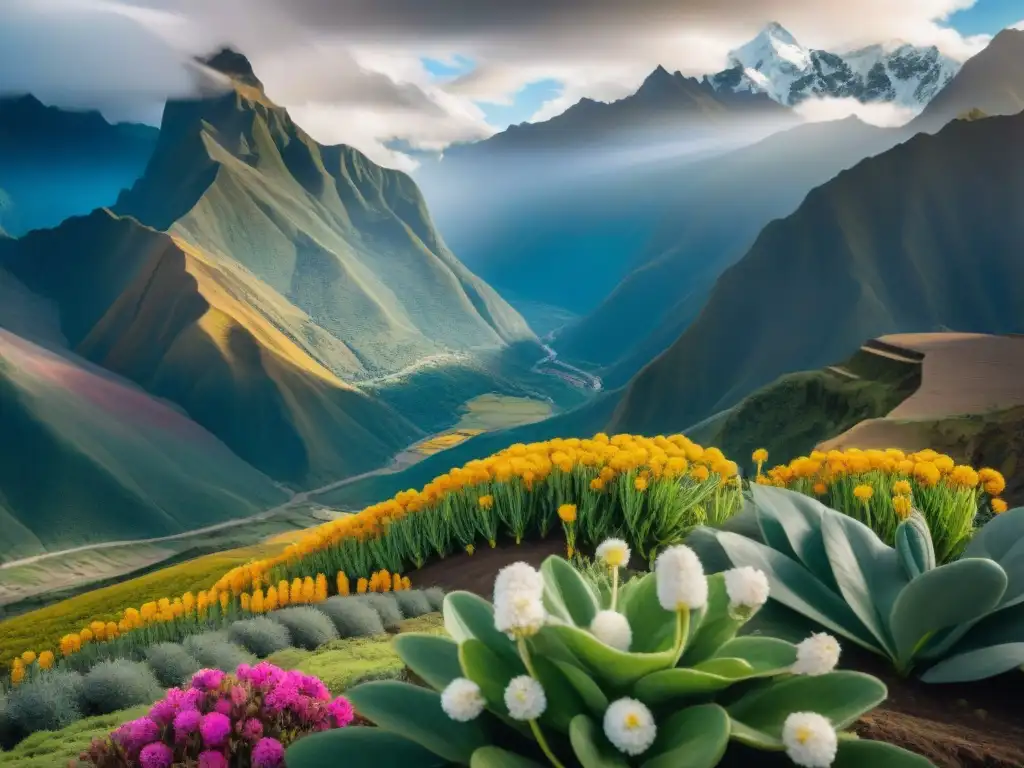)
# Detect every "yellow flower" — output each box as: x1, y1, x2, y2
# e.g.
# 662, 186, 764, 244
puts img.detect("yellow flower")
980, 469, 1006, 496
892, 480, 912, 496
853, 484, 874, 503
393, 572, 403, 591
558, 504, 577, 523
20, 651, 36, 666
892, 495, 913, 519
690, 466, 710, 483
933, 455, 955, 473
401, 576, 412, 590
634, 476, 649, 492
11, 665, 24, 687
812, 482, 828, 496
38, 651, 54, 670
913, 462, 941, 488
465, 544, 475, 556
251, 589, 265, 613
240, 593, 251, 611
948, 465, 979, 488
478, 494, 494, 510
590, 477, 605, 491
79, 629, 93, 644
752, 448, 769, 465
337, 571, 350, 596
755, 475, 772, 485
356, 578, 368, 594
992, 498, 1008, 514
